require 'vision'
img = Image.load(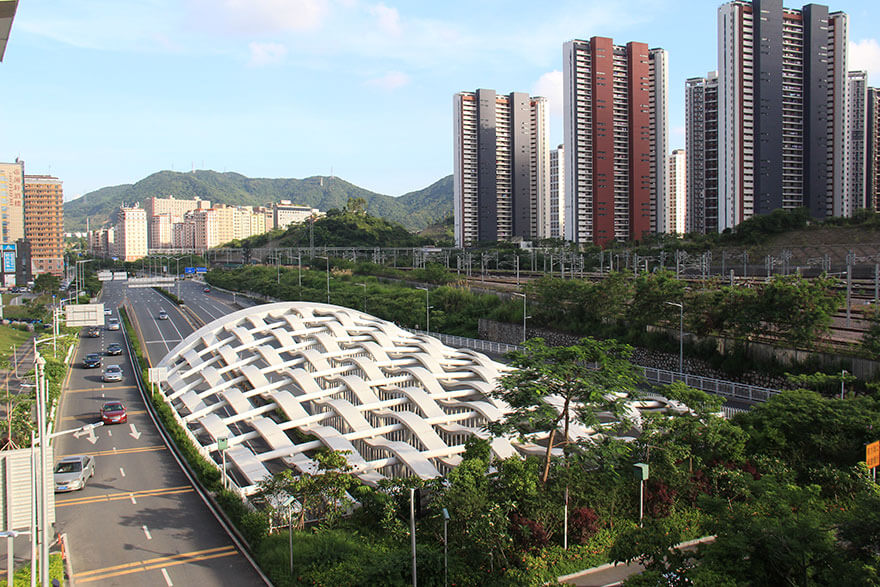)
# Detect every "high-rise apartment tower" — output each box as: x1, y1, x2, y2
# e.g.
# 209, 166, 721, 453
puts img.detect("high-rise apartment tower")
0, 160, 24, 245
867, 88, 880, 212
667, 150, 687, 234
453, 89, 550, 247
685, 73, 720, 233
24, 174, 64, 276
563, 37, 668, 245
716, 0, 850, 229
